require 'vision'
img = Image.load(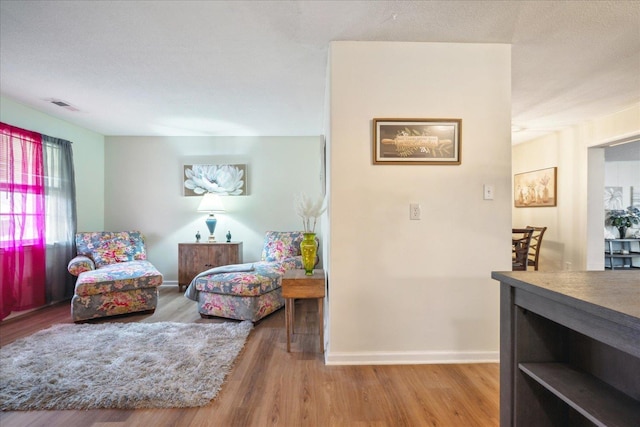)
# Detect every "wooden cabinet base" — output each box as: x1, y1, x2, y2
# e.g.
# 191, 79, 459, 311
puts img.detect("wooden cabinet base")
178, 242, 242, 292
